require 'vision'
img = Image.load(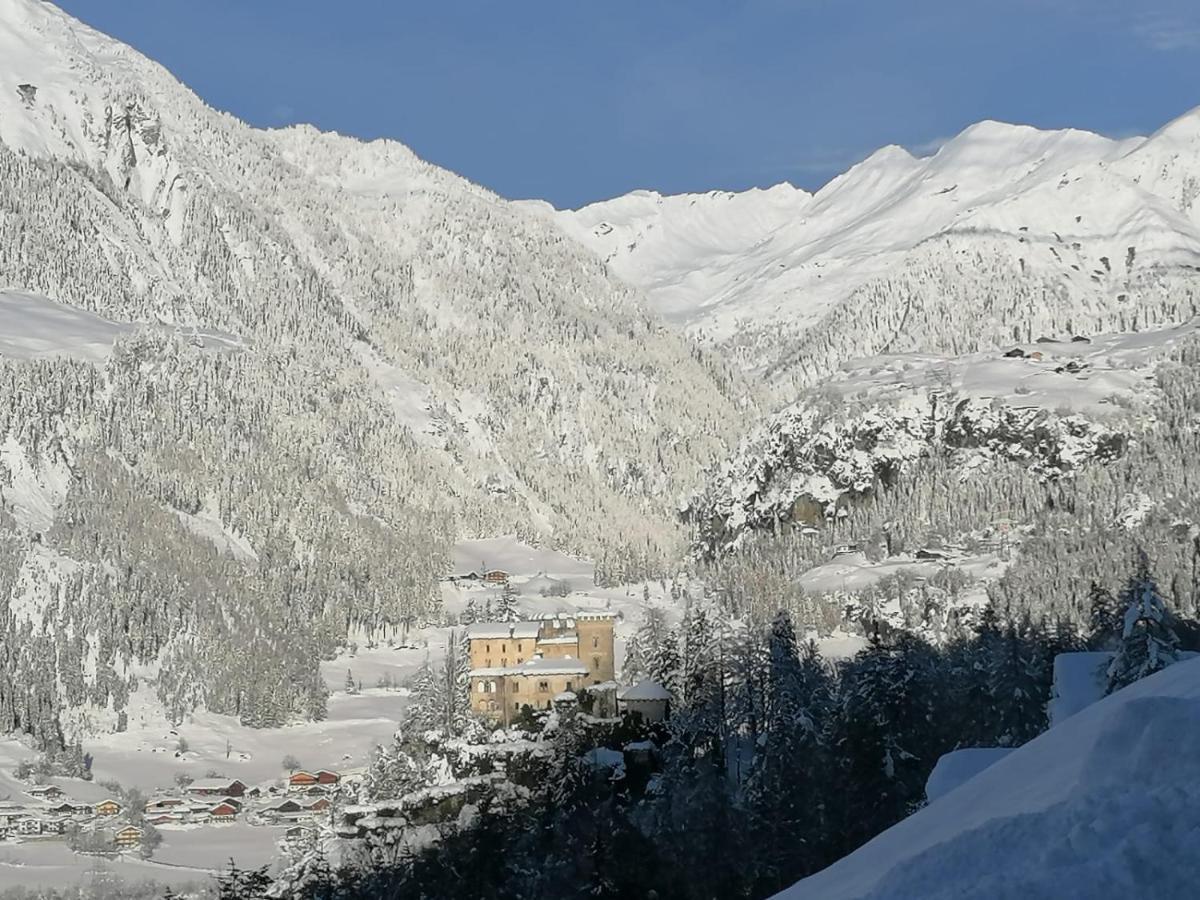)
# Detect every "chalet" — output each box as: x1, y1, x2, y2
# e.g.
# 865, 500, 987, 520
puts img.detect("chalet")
261, 799, 308, 822
46, 801, 91, 817
148, 813, 181, 826
114, 825, 143, 848
146, 797, 187, 813
186, 778, 247, 798
40, 818, 67, 835
25, 784, 64, 801
208, 801, 239, 822
288, 770, 340, 792
306, 797, 331, 813
94, 799, 122, 817
17, 818, 42, 836
483, 569, 510, 584
285, 824, 316, 842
